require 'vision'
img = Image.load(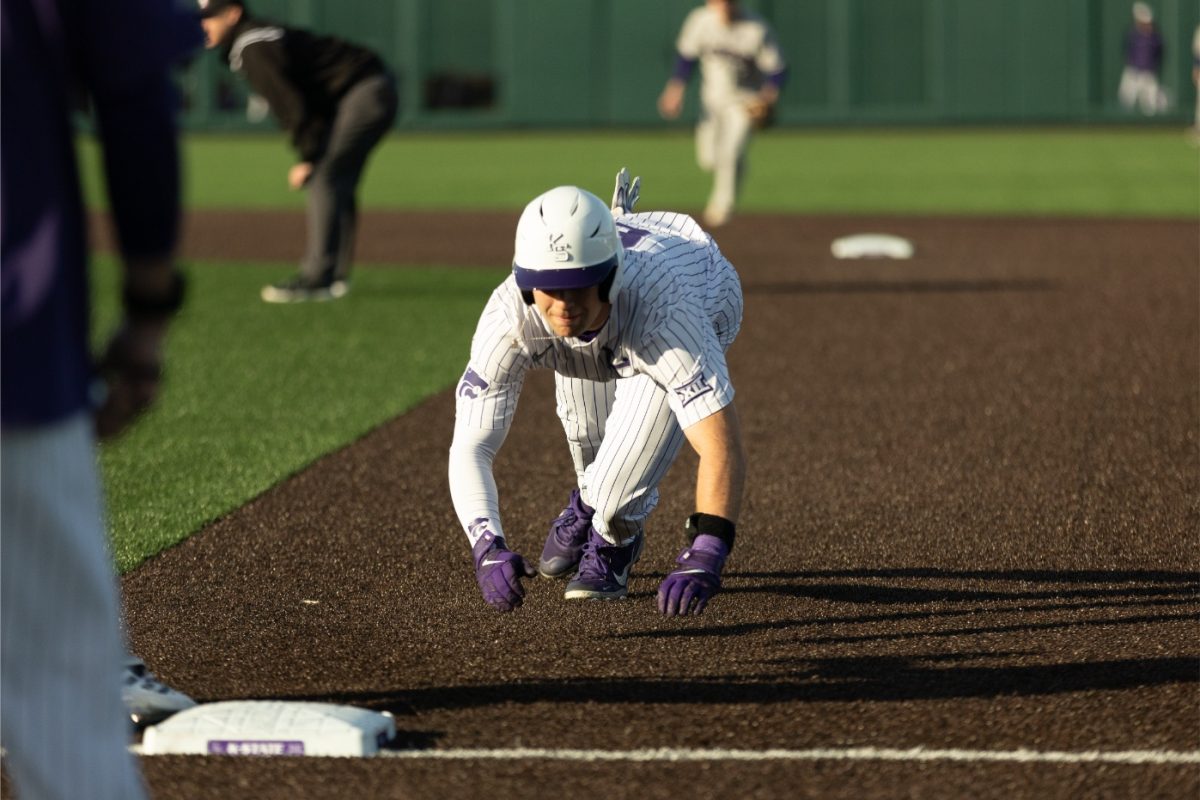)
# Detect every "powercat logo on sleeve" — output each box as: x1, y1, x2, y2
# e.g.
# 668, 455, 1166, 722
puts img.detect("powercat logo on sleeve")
673, 372, 713, 406
457, 367, 489, 399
